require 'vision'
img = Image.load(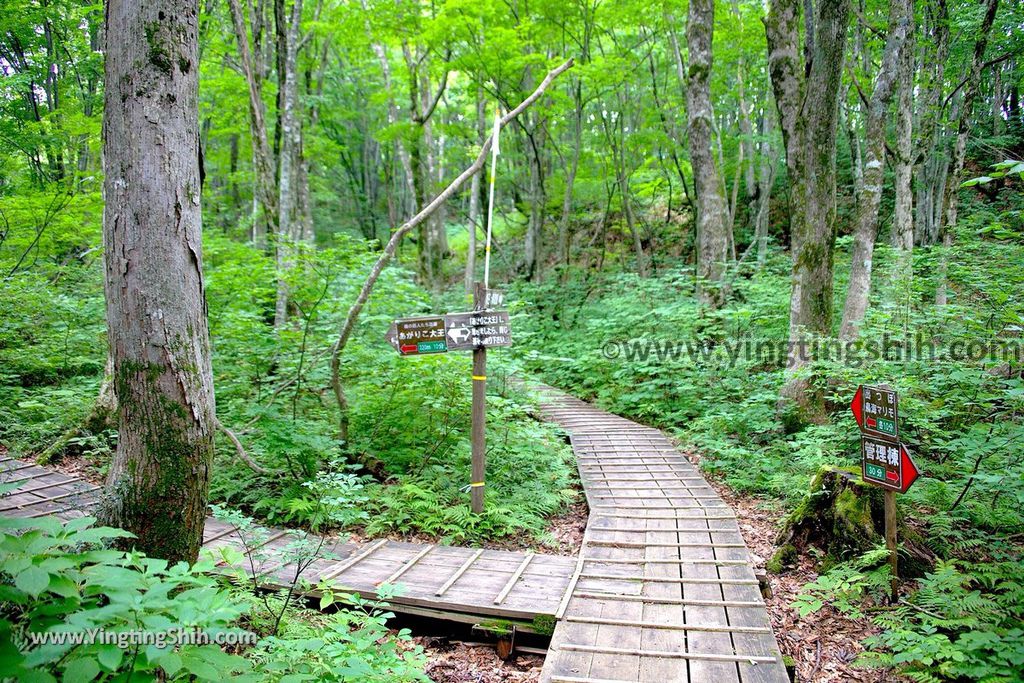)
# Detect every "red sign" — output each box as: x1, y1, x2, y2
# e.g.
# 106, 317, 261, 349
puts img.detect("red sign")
851, 385, 898, 440
861, 436, 920, 493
